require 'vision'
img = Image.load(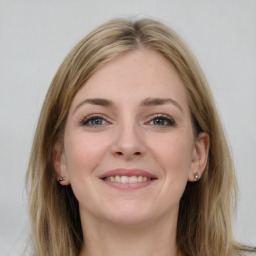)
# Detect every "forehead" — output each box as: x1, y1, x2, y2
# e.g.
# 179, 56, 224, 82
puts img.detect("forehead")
70, 49, 189, 111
